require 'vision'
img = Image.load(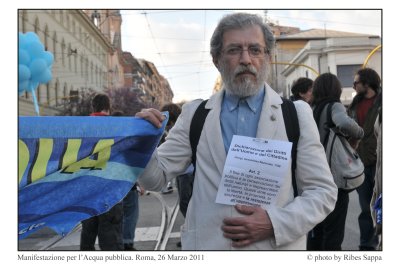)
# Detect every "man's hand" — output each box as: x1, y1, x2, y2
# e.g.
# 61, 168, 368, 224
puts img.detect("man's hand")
135, 108, 165, 128
222, 204, 274, 248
